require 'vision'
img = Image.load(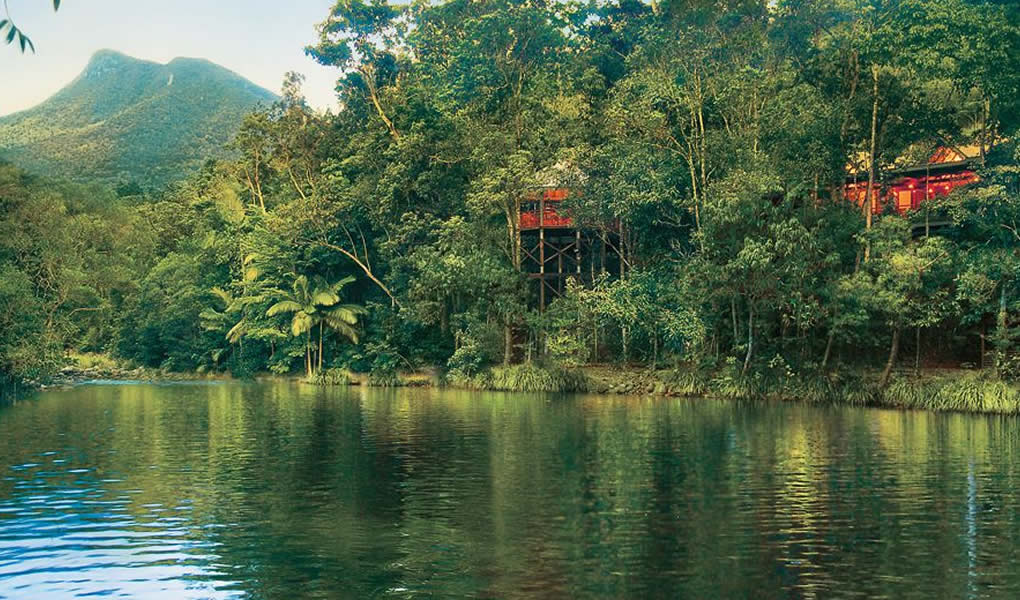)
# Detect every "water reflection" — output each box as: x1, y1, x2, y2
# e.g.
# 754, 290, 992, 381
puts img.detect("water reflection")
0, 383, 1019, 598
